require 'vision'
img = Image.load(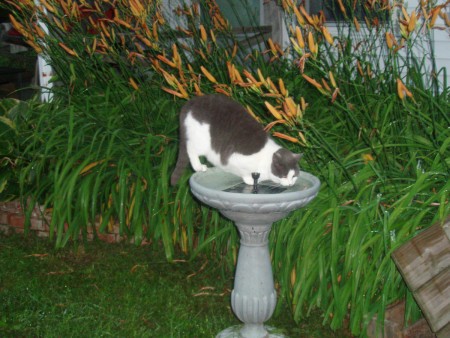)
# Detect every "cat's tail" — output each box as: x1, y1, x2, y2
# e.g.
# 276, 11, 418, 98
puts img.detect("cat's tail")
170, 114, 189, 186
170, 139, 188, 186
